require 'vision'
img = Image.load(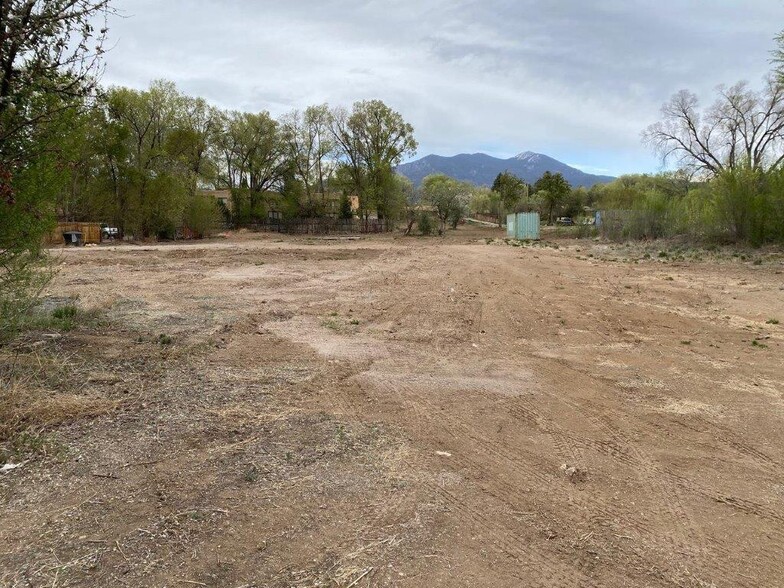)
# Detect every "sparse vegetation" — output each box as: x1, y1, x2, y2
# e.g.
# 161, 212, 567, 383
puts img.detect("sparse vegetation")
3, 3, 784, 586
0, 229, 782, 587
0, 347, 118, 461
